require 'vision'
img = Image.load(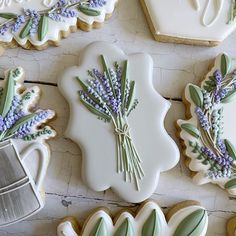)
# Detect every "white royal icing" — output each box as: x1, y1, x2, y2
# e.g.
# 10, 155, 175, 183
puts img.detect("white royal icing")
58, 42, 180, 203
0, 0, 117, 47
57, 201, 208, 236
177, 53, 236, 195
0, 67, 56, 226
143, 0, 236, 43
